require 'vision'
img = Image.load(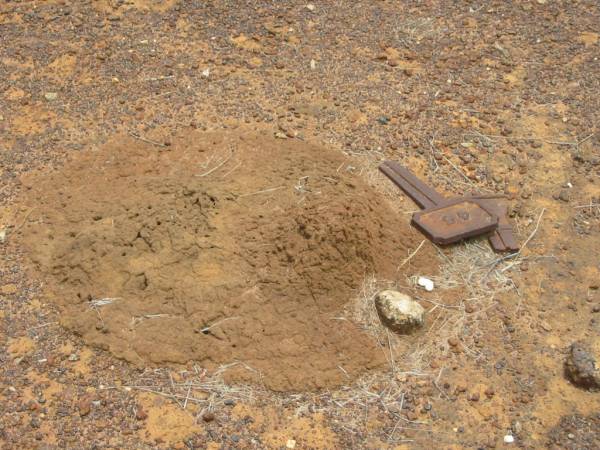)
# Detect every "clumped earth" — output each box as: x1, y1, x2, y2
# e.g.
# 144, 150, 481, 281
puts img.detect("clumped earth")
1, 0, 599, 449
17, 131, 434, 391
